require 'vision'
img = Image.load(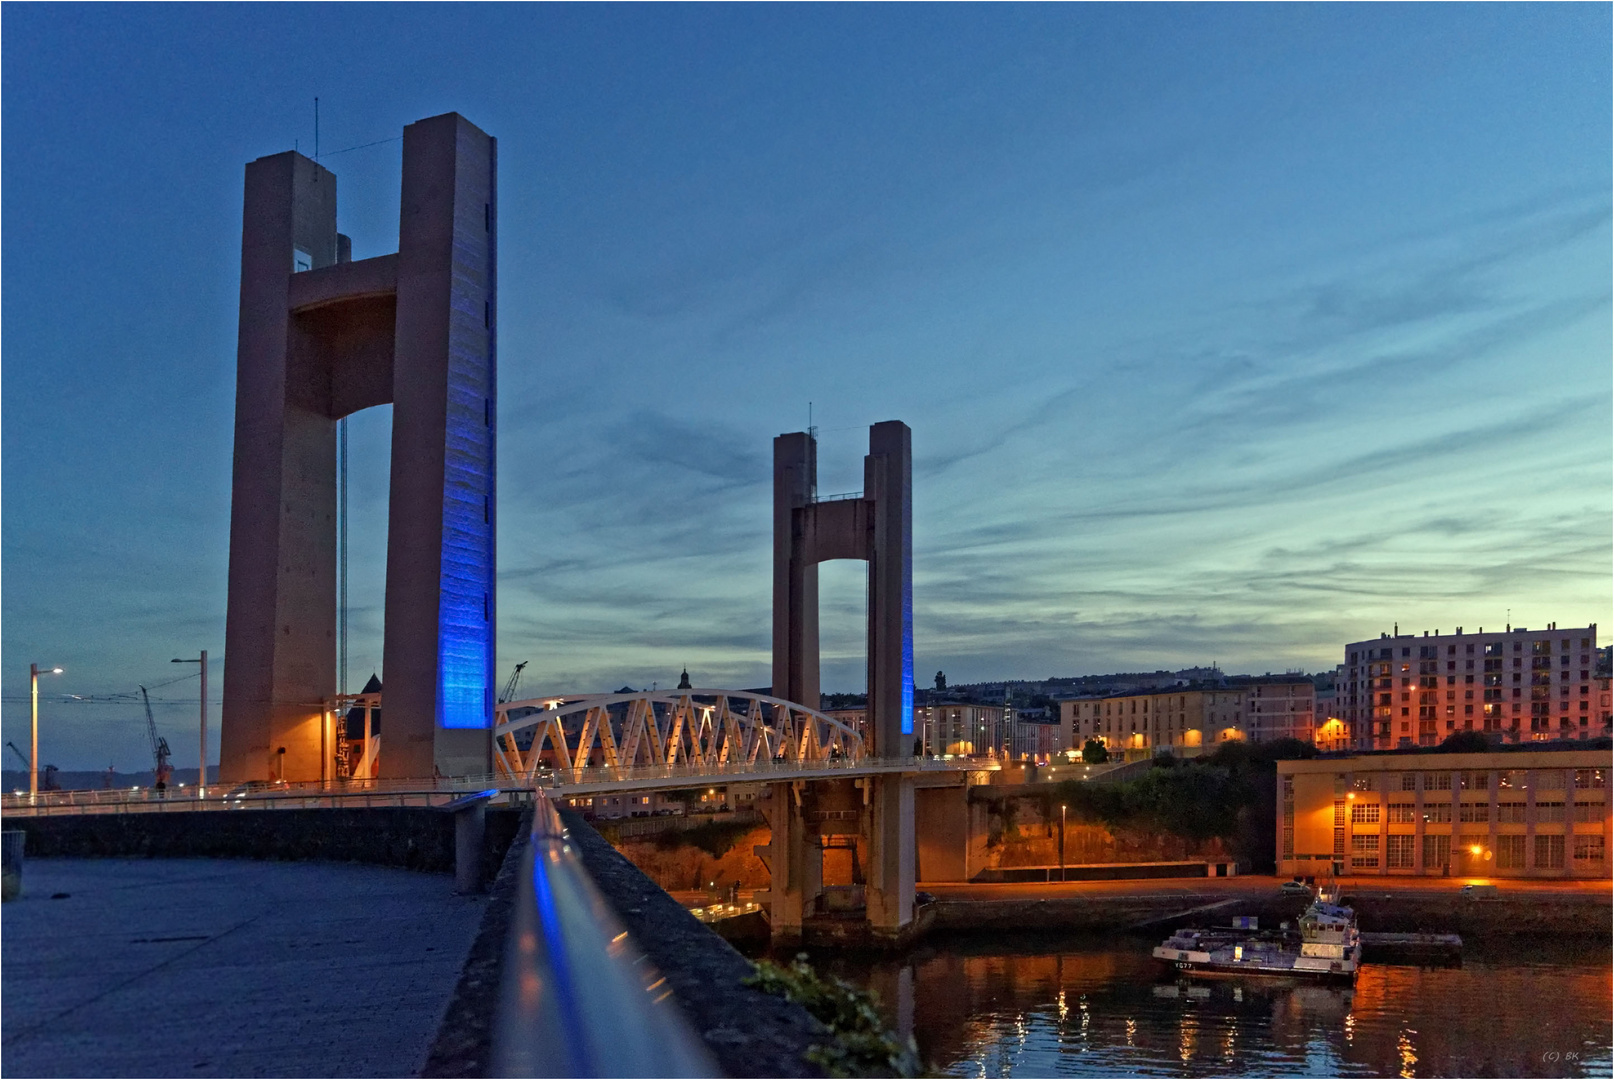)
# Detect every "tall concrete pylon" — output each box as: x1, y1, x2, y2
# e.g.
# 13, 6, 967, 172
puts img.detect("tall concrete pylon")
770, 421, 915, 943
220, 113, 496, 783
772, 421, 914, 753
